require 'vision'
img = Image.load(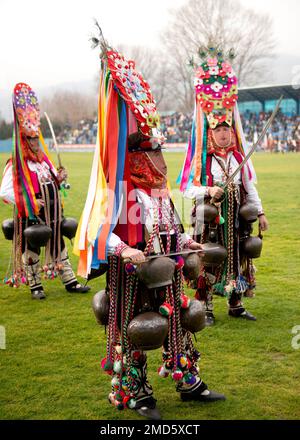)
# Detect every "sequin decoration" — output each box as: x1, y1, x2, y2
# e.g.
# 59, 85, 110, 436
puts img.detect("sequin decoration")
107, 51, 159, 136
13, 83, 40, 137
